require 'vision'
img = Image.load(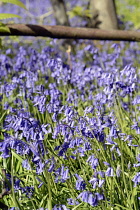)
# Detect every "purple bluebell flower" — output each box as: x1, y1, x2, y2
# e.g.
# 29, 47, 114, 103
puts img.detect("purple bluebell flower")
131, 121, 140, 134
0, 140, 10, 158
105, 167, 114, 177
132, 95, 140, 105
132, 172, 140, 187
69, 137, 83, 148
97, 171, 105, 178
21, 186, 34, 198
77, 191, 104, 207
133, 163, 140, 167
67, 198, 79, 205
22, 159, 31, 170
75, 174, 86, 190
103, 162, 110, 166
53, 124, 61, 139
34, 95, 47, 113
53, 205, 70, 210
57, 142, 70, 157
87, 155, 99, 170
54, 165, 69, 183
89, 177, 105, 188
136, 154, 140, 162
116, 165, 121, 177
111, 43, 121, 54
45, 157, 55, 172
